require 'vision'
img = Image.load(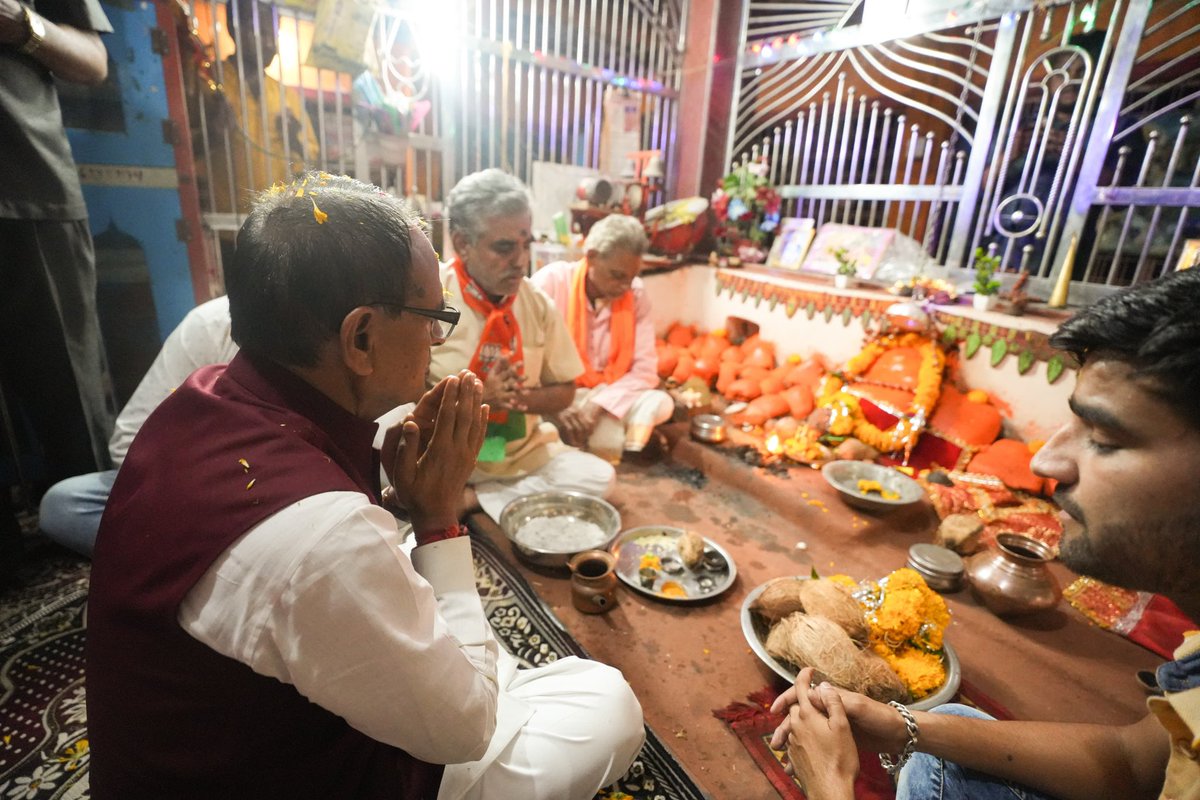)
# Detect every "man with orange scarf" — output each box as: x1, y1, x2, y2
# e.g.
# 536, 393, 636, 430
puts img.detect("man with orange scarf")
430, 169, 616, 521
531, 214, 673, 462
